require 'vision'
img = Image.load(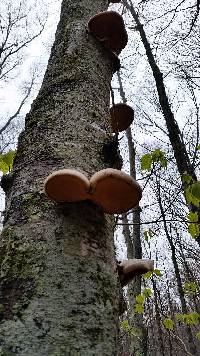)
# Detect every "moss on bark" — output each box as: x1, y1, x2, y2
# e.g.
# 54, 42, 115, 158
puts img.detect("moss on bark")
0, 0, 122, 354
